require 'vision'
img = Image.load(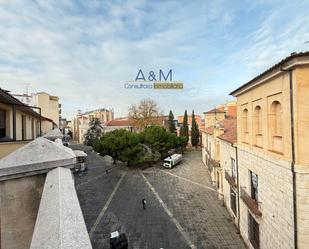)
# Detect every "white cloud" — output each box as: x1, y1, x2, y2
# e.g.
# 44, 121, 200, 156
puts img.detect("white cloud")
0, 0, 308, 119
